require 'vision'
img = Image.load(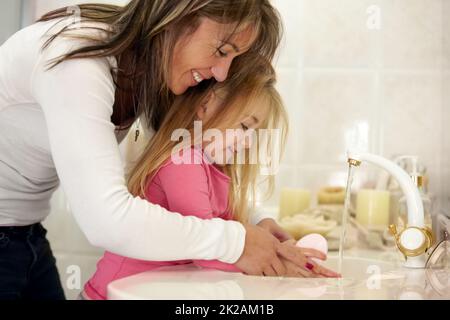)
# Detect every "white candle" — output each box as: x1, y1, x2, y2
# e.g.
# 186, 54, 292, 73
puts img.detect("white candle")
356, 189, 390, 230
279, 188, 311, 219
